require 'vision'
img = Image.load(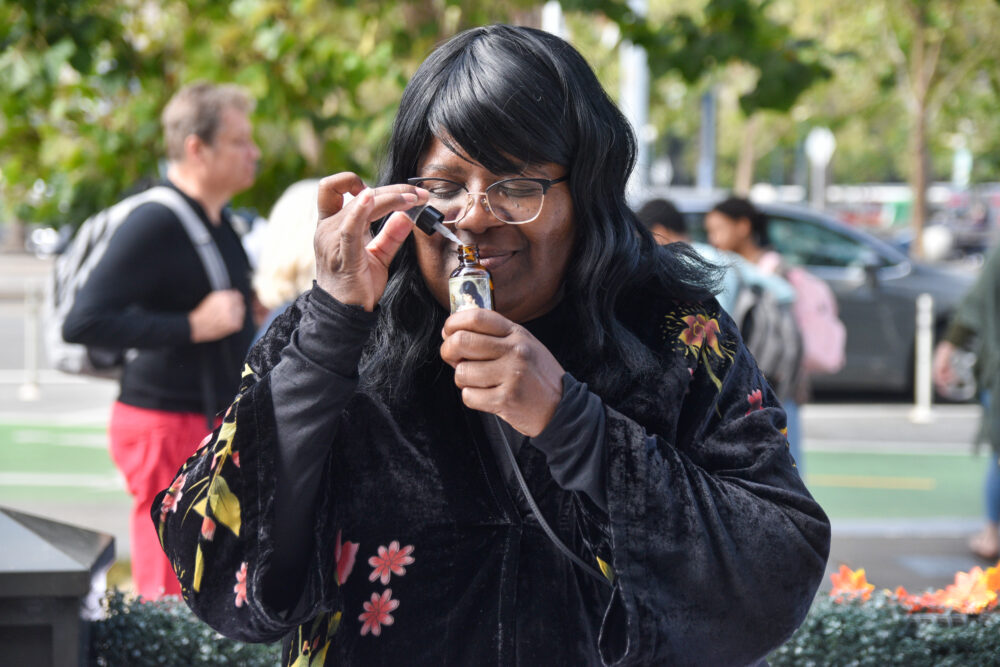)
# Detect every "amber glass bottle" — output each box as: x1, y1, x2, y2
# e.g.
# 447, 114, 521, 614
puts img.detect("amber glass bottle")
448, 244, 494, 314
